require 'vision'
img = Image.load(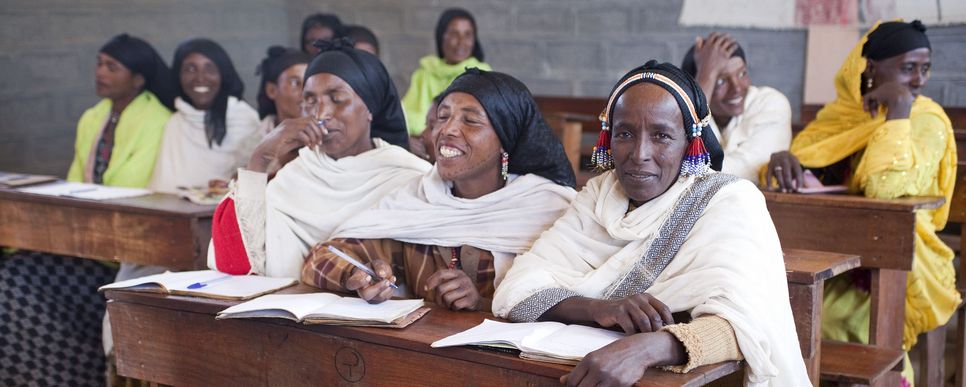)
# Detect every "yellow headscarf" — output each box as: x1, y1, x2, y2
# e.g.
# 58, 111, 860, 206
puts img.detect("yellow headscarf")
790, 20, 956, 229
